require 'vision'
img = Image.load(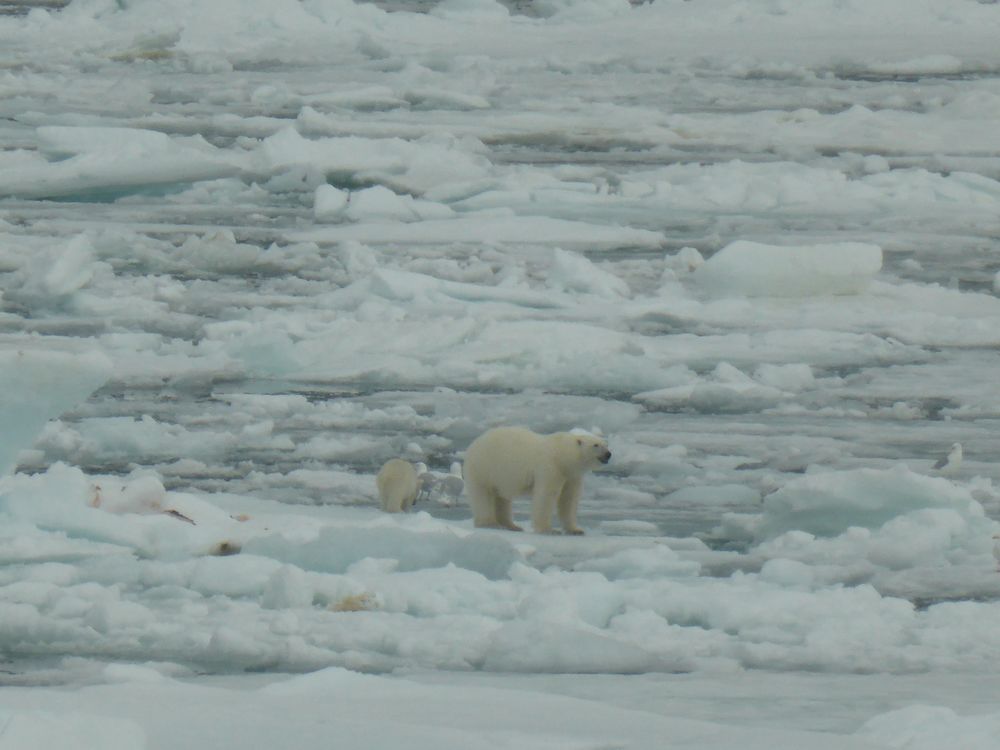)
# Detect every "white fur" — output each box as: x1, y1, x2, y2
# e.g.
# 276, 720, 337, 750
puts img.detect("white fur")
376, 458, 419, 513
462, 426, 610, 534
